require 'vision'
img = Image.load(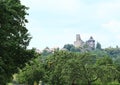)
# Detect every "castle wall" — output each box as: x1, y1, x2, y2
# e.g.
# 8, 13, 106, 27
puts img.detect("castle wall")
74, 34, 95, 49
